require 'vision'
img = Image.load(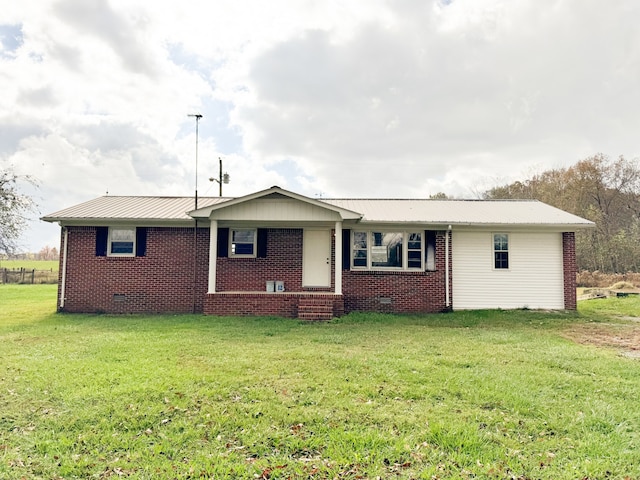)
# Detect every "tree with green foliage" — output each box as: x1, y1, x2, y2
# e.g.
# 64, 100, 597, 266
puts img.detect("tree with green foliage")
0, 168, 35, 256
429, 192, 450, 199
484, 154, 640, 272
